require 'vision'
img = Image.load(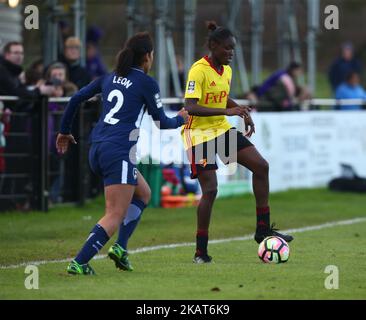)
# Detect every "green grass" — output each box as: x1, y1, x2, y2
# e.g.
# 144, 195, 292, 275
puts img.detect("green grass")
0, 188, 365, 299
315, 72, 332, 98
